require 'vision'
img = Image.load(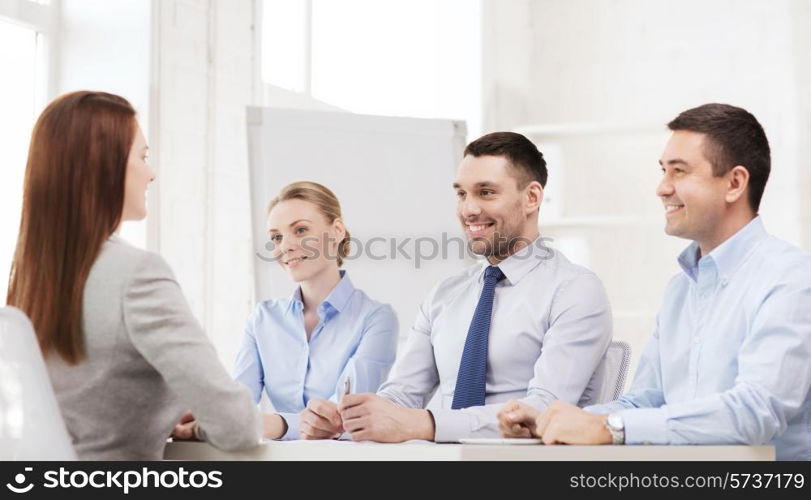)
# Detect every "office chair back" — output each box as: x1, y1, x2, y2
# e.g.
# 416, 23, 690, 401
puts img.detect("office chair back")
597, 340, 632, 404
0, 306, 76, 460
